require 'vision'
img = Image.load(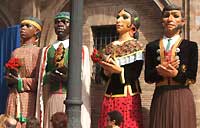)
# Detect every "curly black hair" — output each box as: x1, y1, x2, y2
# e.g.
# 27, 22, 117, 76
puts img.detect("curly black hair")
107, 110, 123, 126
